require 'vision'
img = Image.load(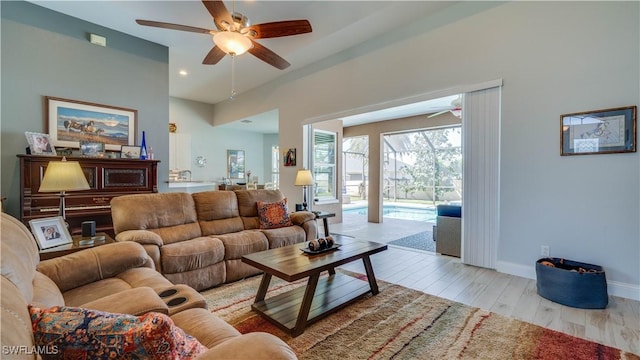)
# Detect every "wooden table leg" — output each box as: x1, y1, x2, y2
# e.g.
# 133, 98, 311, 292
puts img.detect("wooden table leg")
328, 267, 336, 275
293, 273, 319, 336
255, 273, 272, 302
323, 218, 330, 237
362, 255, 379, 295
